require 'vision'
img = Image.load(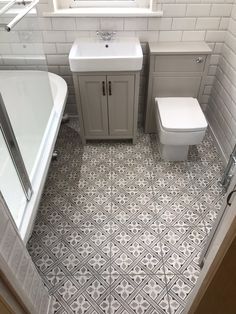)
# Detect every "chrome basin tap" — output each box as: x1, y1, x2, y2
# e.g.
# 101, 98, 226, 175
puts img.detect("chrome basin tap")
96, 30, 116, 41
